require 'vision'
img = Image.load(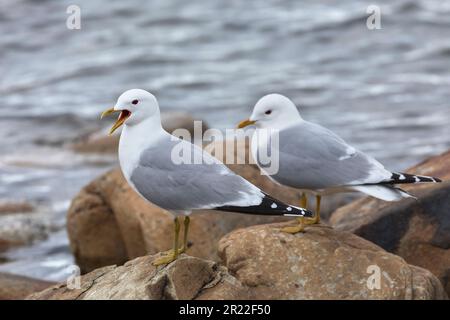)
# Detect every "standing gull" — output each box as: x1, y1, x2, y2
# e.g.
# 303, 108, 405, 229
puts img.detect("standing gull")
101, 89, 312, 265
238, 94, 442, 233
